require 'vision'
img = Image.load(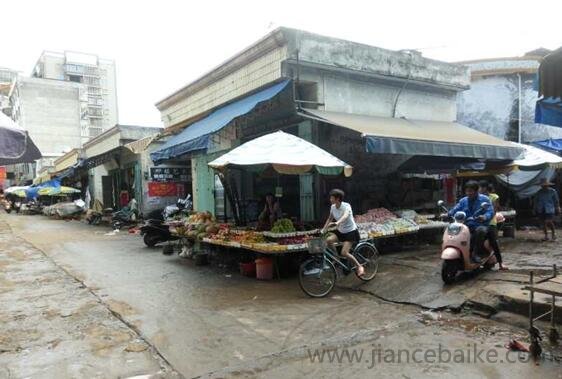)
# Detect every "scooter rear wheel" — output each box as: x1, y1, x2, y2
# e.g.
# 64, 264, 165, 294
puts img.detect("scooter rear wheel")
143, 233, 160, 247
442, 259, 462, 284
